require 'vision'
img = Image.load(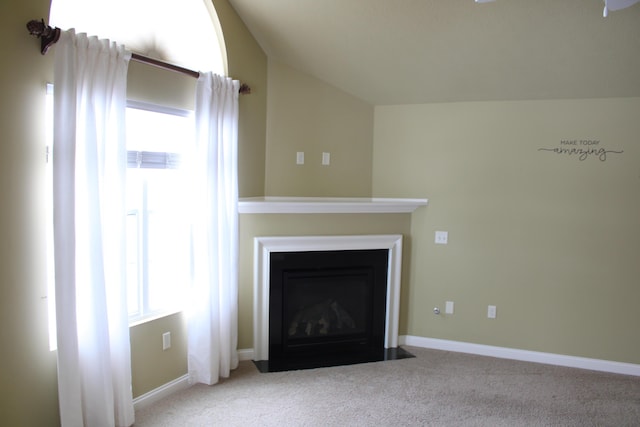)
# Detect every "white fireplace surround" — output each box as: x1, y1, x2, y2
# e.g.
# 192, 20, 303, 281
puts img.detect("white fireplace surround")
253, 234, 403, 361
